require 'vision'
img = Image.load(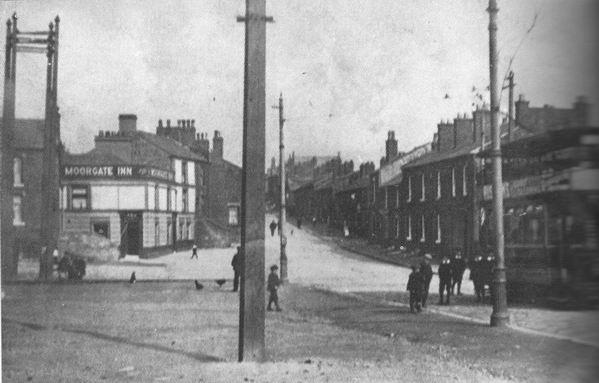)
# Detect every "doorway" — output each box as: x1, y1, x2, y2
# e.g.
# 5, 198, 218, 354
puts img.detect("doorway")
120, 211, 143, 255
